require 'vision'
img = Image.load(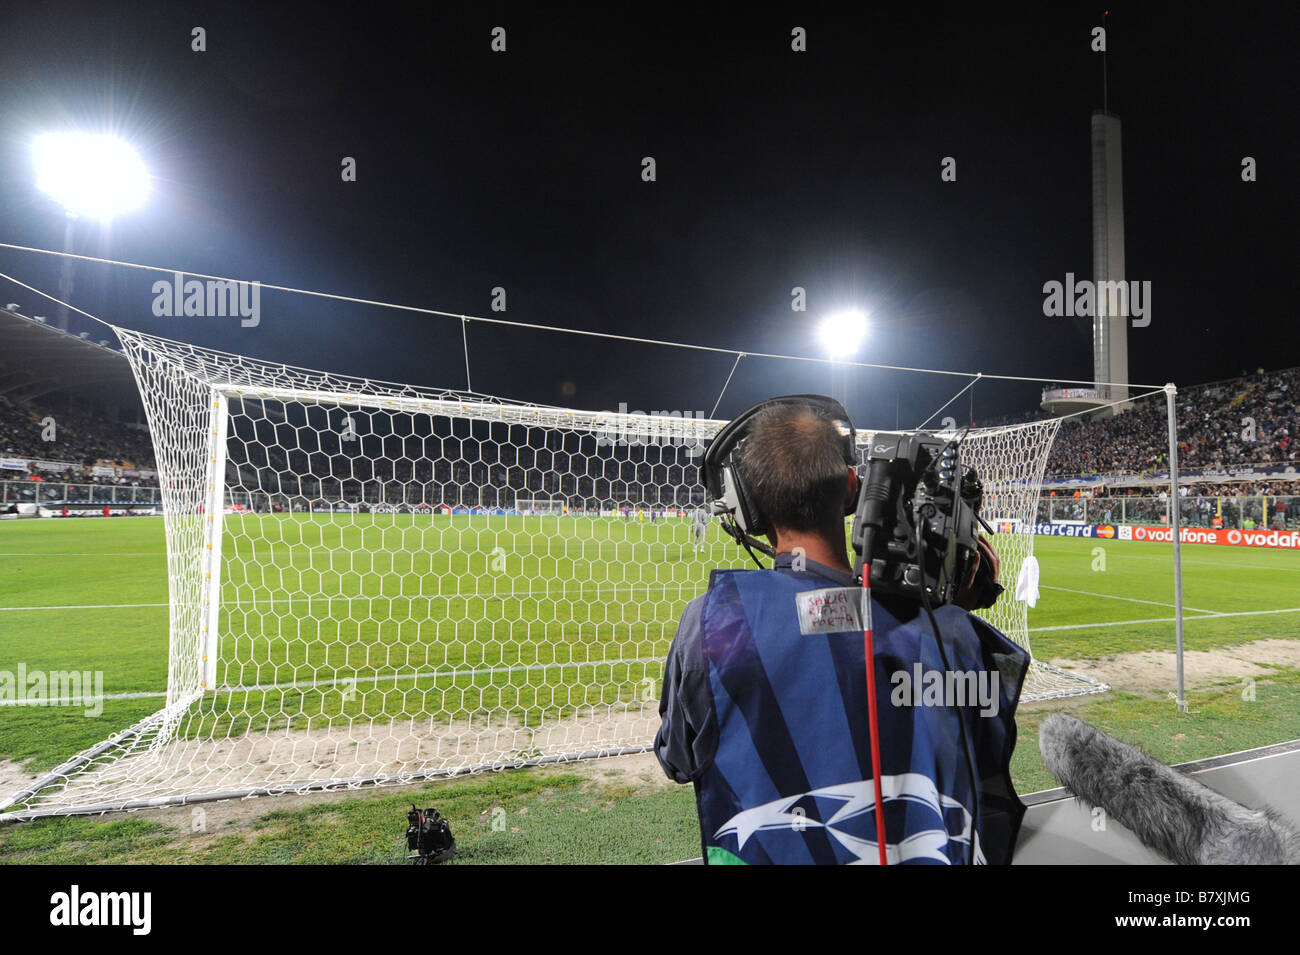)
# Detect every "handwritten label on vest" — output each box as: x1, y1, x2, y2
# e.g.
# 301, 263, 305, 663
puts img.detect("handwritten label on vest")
795, 586, 871, 635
